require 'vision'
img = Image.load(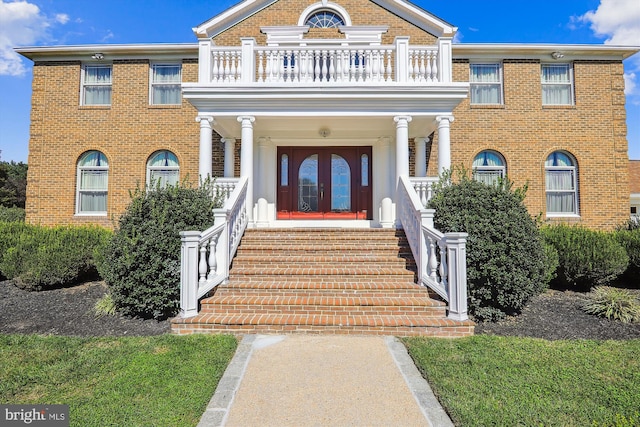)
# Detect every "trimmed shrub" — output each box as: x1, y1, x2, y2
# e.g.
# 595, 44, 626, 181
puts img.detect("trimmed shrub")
616, 227, 640, 286
542, 224, 628, 290
99, 181, 221, 320
0, 206, 25, 222
0, 225, 112, 290
581, 286, 640, 323
428, 172, 549, 321
0, 221, 36, 280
